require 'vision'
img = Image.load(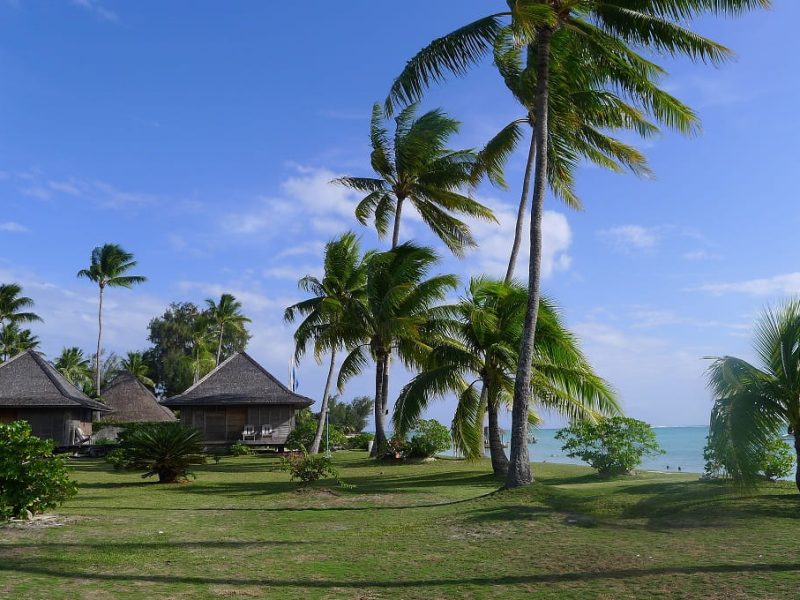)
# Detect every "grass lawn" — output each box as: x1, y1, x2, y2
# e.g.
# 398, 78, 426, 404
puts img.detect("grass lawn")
1, 451, 799, 599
